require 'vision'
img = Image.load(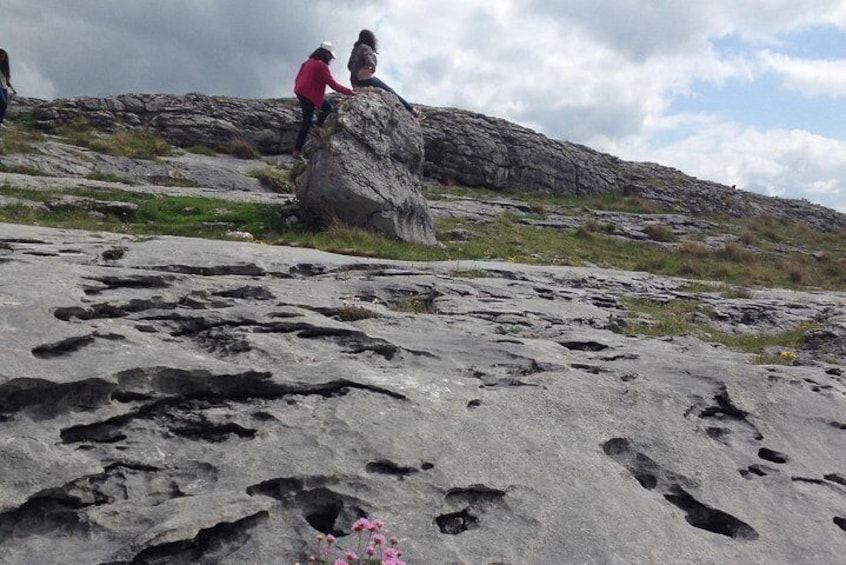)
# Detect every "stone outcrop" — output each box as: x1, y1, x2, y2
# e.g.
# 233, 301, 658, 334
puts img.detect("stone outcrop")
0, 222, 844, 564
10, 94, 846, 232
295, 89, 438, 246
